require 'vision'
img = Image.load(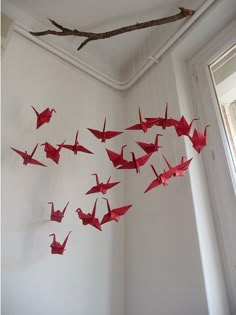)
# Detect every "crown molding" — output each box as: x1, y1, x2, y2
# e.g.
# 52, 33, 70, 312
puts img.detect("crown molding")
3, 0, 217, 90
